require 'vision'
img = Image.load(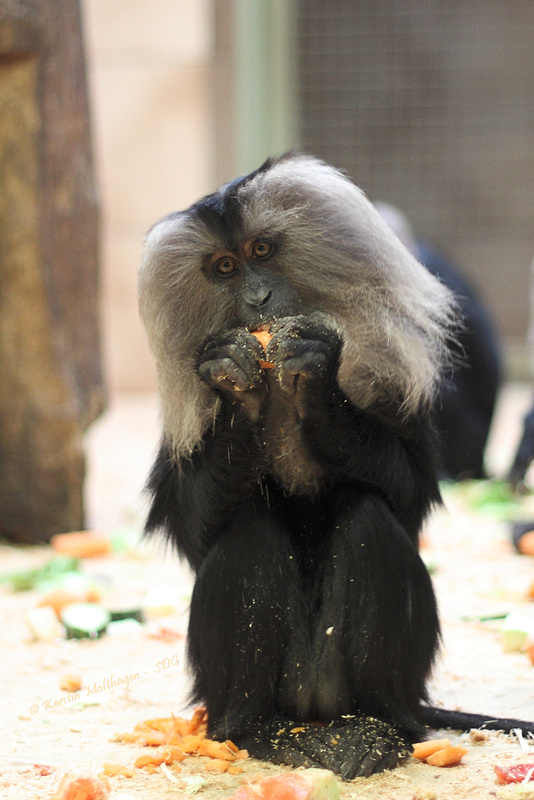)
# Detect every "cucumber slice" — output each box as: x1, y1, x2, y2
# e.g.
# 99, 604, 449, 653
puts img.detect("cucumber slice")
61, 603, 110, 639
109, 607, 144, 623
